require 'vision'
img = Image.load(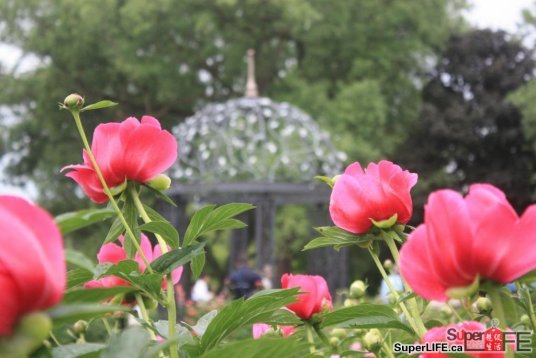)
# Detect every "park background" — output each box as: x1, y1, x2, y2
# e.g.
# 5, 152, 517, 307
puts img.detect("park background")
2, 0, 536, 299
